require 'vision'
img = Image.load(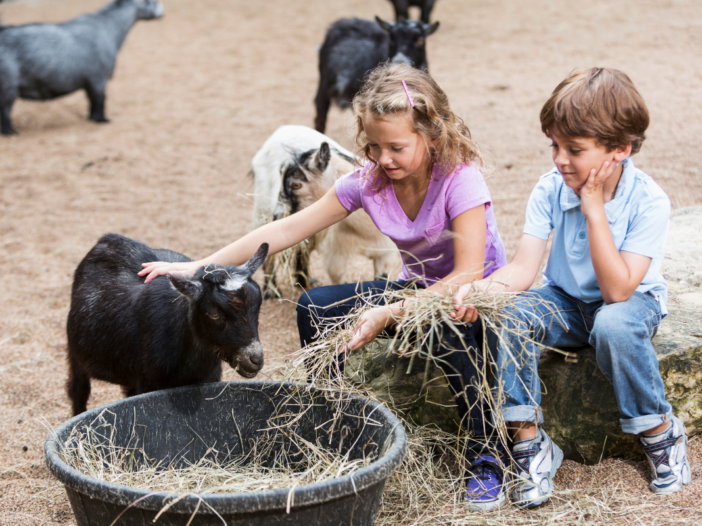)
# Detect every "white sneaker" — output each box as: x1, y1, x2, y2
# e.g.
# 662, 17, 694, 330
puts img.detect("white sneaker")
510, 428, 563, 508
641, 415, 691, 494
